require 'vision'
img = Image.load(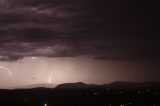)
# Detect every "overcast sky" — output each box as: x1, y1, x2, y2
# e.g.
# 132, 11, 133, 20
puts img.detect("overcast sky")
0, 0, 159, 88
